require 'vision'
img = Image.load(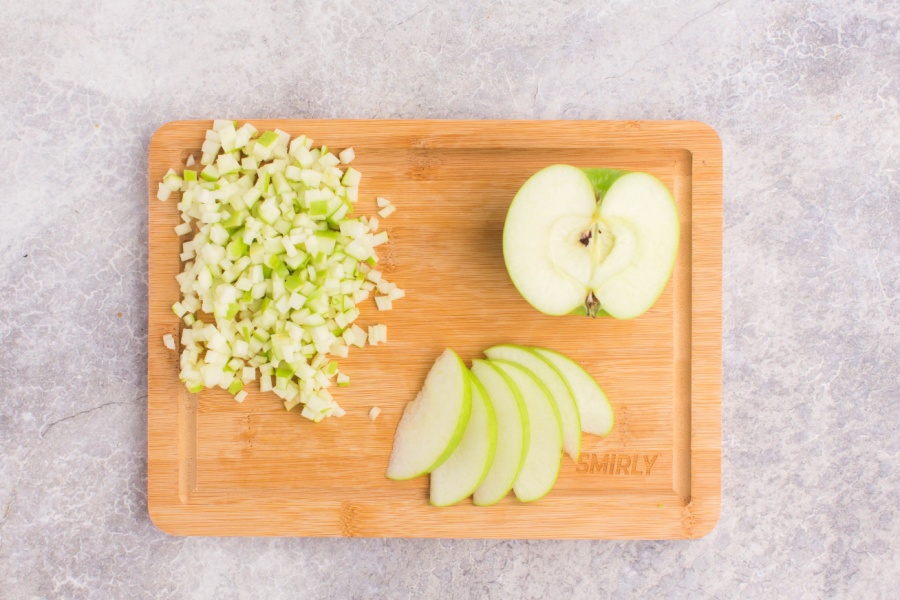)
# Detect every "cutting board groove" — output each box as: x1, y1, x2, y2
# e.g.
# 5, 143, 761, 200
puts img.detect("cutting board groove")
148, 120, 721, 538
